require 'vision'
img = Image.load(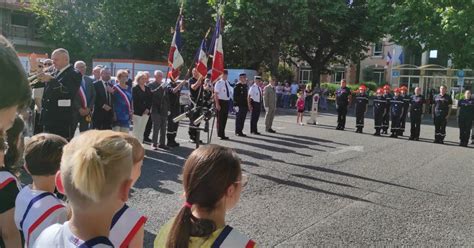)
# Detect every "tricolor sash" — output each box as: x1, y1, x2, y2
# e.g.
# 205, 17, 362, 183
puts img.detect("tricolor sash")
113, 85, 132, 112
19, 192, 65, 247
0, 171, 19, 190
110, 204, 147, 248
78, 86, 88, 109
211, 225, 256, 248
